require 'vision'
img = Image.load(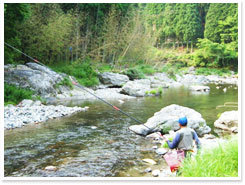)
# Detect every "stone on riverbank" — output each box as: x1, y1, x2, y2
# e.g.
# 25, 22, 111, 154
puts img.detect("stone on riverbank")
44, 166, 57, 171
142, 159, 157, 165
121, 79, 151, 97
4, 100, 86, 129
129, 104, 211, 136
4, 63, 64, 96
214, 111, 238, 135
98, 72, 129, 87
152, 169, 160, 177
155, 148, 168, 155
